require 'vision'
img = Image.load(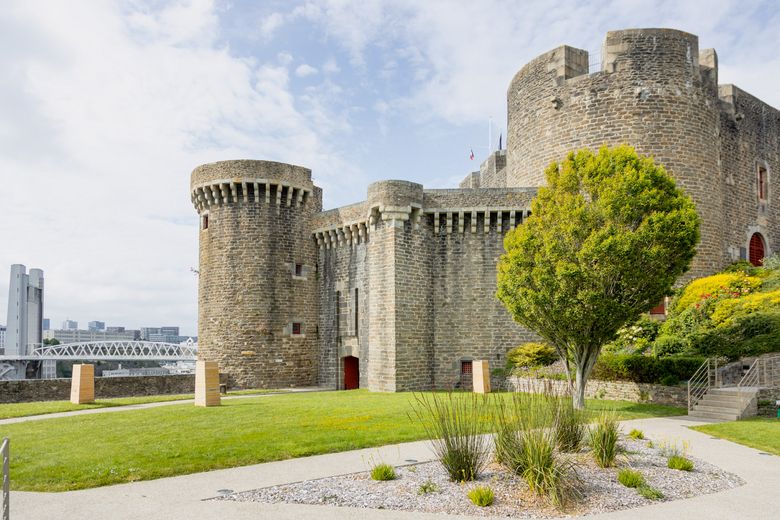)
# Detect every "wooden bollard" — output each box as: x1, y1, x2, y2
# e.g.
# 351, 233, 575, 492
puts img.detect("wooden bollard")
472, 360, 491, 394
194, 360, 221, 407
70, 364, 95, 404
